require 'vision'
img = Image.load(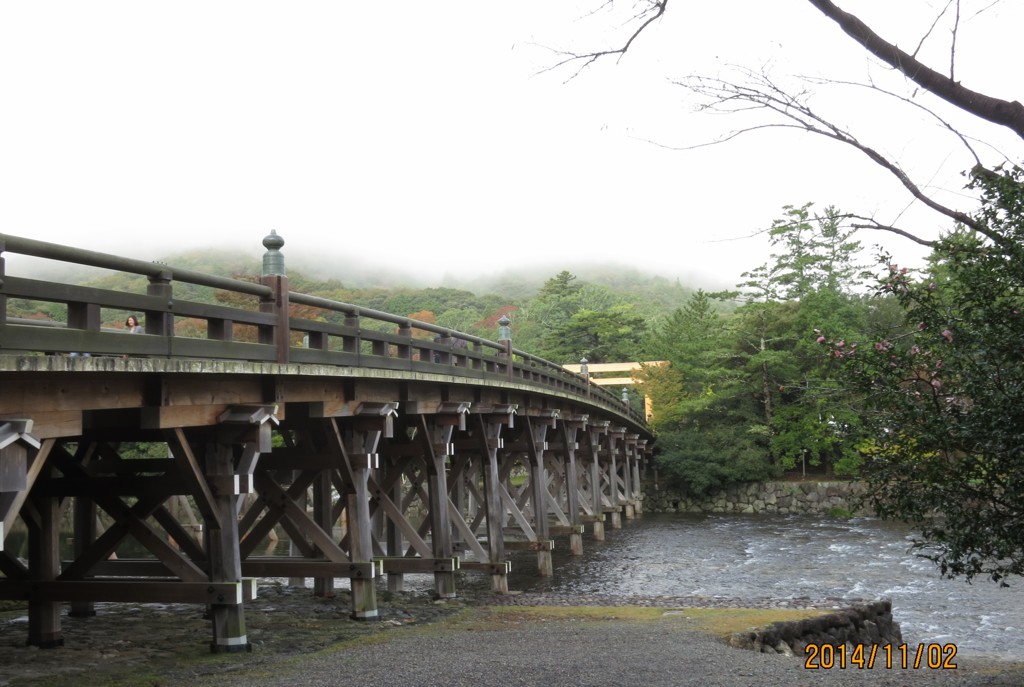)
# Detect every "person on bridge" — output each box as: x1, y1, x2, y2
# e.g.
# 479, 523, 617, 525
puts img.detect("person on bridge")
125, 315, 142, 333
